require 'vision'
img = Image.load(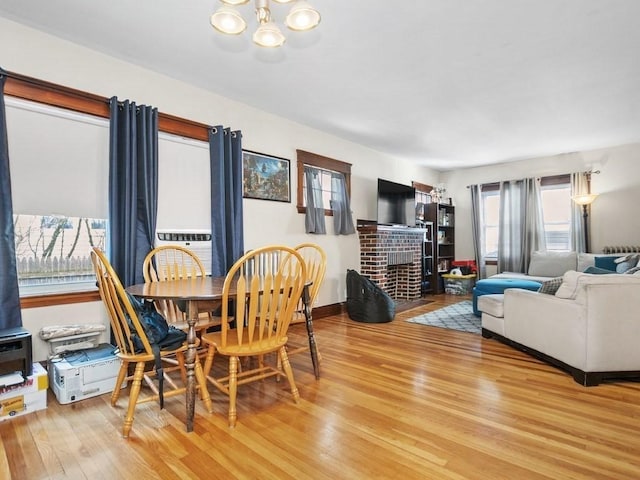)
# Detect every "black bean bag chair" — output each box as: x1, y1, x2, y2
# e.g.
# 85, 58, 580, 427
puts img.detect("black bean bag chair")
345, 269, 395, 323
